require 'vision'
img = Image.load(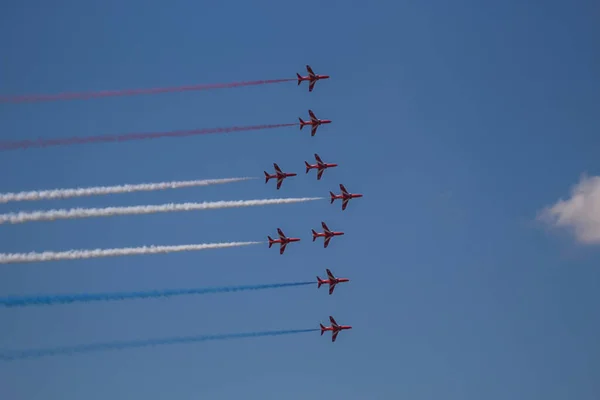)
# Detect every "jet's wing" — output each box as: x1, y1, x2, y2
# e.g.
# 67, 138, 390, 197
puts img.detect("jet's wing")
326, 269, 335, 280
314, 153, 324, 164
317, 169, 324, 180
273, 163, 282, 173
277, 228, 286, 239
308, 109, 317, 121
324, 236, 331, 248
309, 80, 316, 92
276, 177, 283, 189
311, 125, 318, 137
321, 222, 330, 232
329, 283, 336, 295
339, 184, 349, 195
279, 242, 287, 255
329, 316, 339, 327
342, 198, 349, 210
306, 65, 315, 77
331, 330, 339, 342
